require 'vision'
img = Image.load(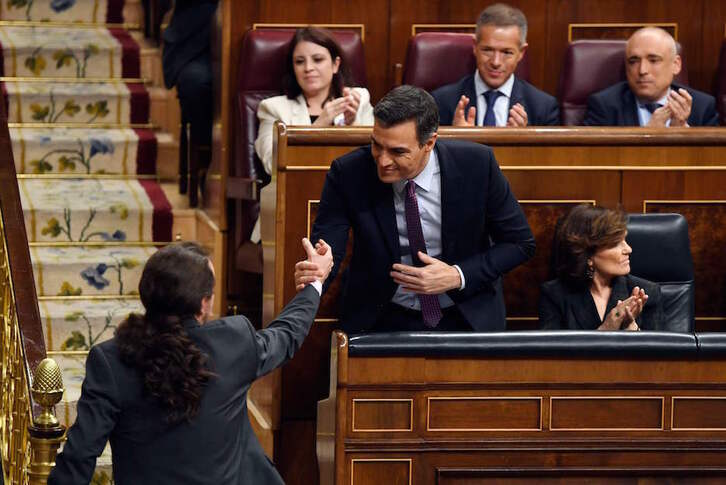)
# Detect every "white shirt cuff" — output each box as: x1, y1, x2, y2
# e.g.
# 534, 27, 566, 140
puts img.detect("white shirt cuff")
310, 280, 323, 295
453, 264, 466, 290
